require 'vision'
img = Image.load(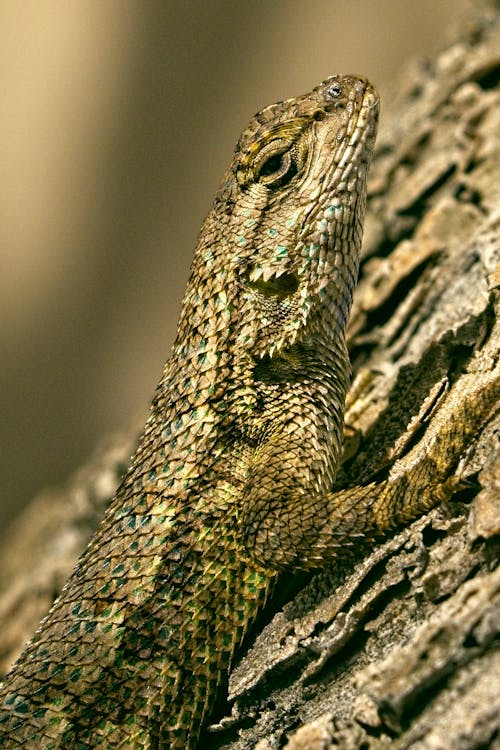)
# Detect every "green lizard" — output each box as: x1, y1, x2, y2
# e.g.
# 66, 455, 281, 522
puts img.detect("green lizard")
1, 74, 498, 749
